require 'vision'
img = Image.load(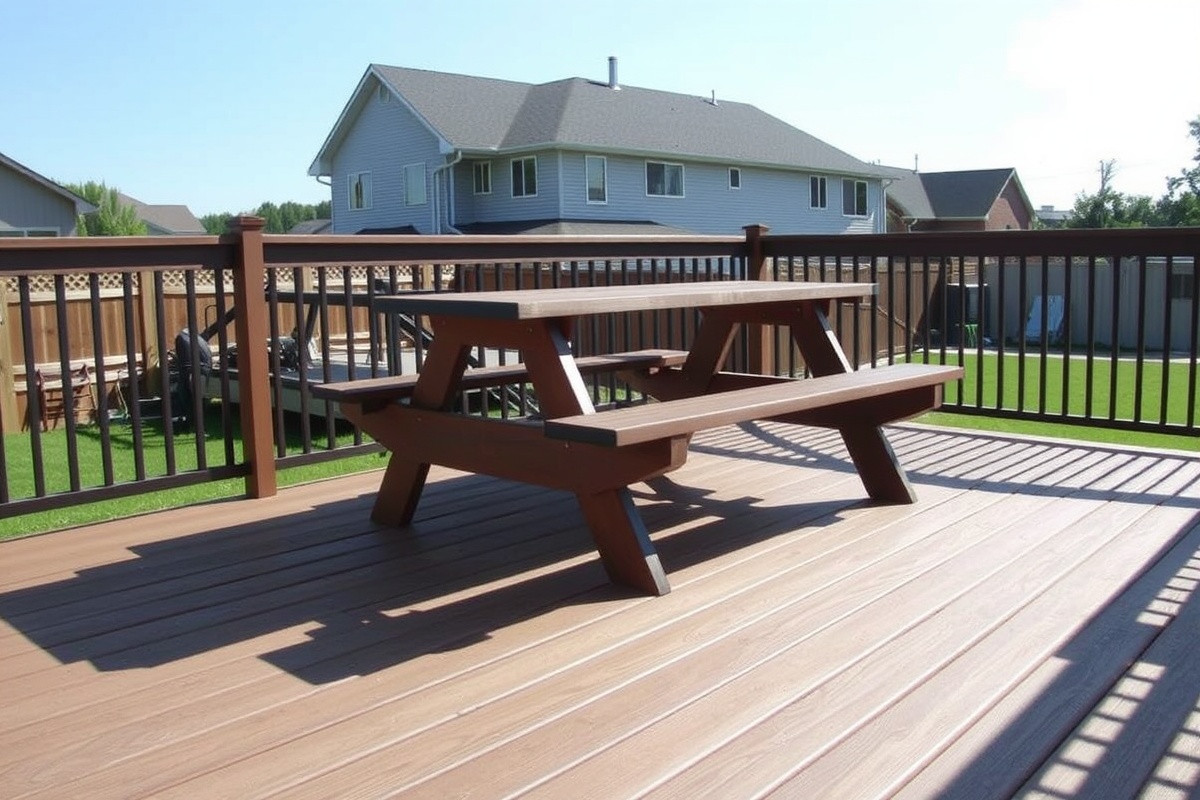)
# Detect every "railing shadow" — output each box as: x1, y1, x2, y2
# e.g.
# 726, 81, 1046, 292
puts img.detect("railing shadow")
688, 421, 1200, 508
925, 516, 1200, 799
